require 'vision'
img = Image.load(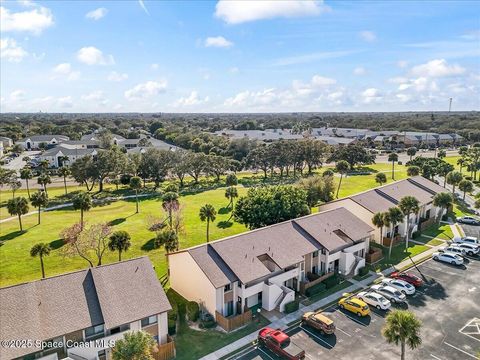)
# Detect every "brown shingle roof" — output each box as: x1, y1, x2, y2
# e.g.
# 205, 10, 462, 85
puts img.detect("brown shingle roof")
0, 257, 170, 359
